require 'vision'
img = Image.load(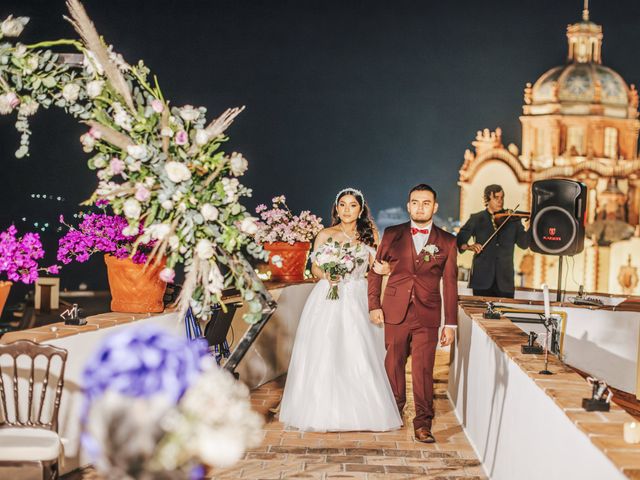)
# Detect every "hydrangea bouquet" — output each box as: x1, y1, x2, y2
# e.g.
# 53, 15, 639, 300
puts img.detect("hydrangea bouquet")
0, 1, 269, 322
254, 195, 323, 244
0, 225, 59, 284
82, 325, 263, 479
